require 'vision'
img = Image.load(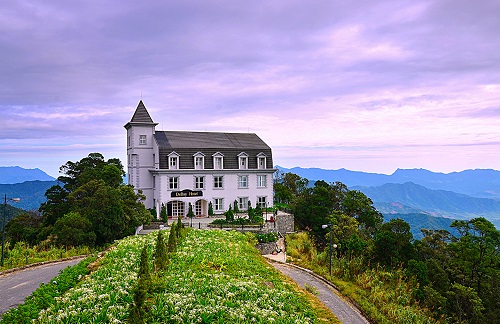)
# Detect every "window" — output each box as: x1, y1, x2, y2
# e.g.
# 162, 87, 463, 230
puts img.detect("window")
195, 156, 204, 169
169, 176, 179, 190
195, 176, 205, 189
238, 197, 249, 211
257, 196, 267, 208
139, 135, 147, 145
214, 198, 224, 211
169, 156, 178, 169
153, 175, 156, 189
240, 157, 247, 169
195, 200, 202, 216
171, 201, 184, 217
257, 175, 267, 188
128, 136, 131, 147
238, 175, 248, 188
258, 157, 266, 169
213, 176, 223, 189
214, 156, 223, 170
